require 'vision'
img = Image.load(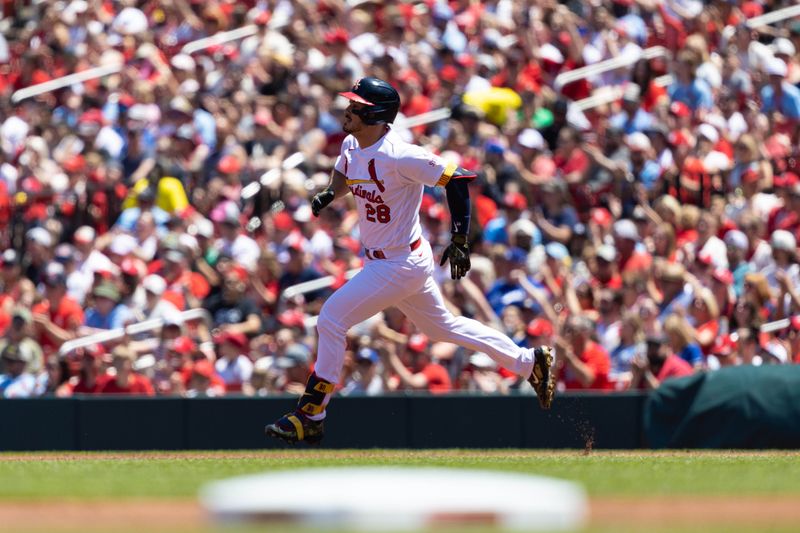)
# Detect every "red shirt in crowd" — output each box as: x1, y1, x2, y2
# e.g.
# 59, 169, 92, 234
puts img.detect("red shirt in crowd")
420, 363, 452, 394
71, 378, 101, 394
590, 273, 623, 290
619, 251, 653, 275
563, 341, 612, 391
157, 269, 211, 310
641, 80, 668, 112
97, 374, 155, 396
180, 363, 227, 392
696, 320, 720, 355
32, 296, 85, 352
655, 354, 694, 383
555, 148, 589, 178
